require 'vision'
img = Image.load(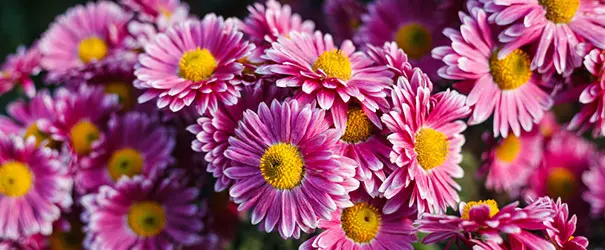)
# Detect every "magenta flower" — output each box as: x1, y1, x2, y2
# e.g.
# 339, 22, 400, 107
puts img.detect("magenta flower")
544, 197, 589, 250
299, 190, 417, 250
365, 41, 414, 81
223, 100, 359, 239
433, 4, 553, 137
0, 45, 41, 97
380, 70, 470, 214
354, 0, 448, 80
257, 31, 393, 132
569, 46, 605, 137
134, 14, 253, 114
323, 0, 366, 44
418, 198, 556, 250
40, 1, 132, 82
583, 155, 605, 217
121, 0, 190, 30
81, 173, 203, 249
0, 90, 57, 148
188, 83, 289, 192
481, 0, 605, 76
0, 136, 72, 240
480, 131, 543, 193
75, 112, 175, 193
